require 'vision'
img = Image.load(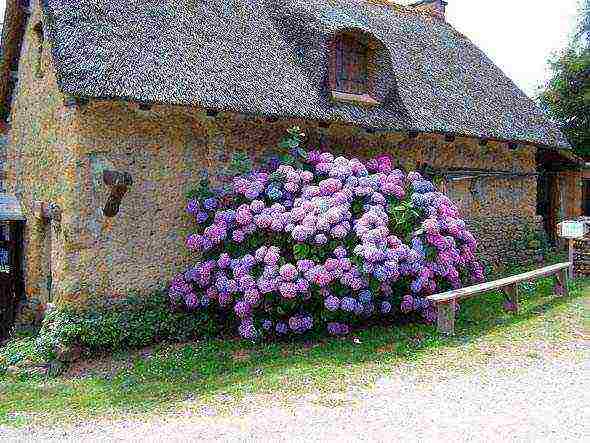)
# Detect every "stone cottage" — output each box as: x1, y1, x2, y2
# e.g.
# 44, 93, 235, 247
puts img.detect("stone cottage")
0, 0, 579, 327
